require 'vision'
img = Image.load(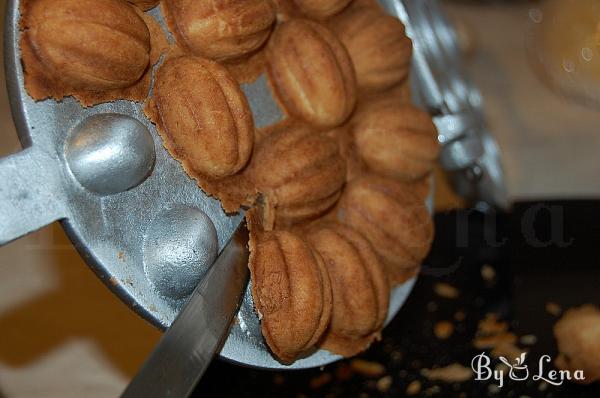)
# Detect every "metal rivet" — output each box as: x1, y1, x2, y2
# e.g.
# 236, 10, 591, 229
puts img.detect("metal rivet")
143, 205, 218, 299
65, 113, 155, 195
